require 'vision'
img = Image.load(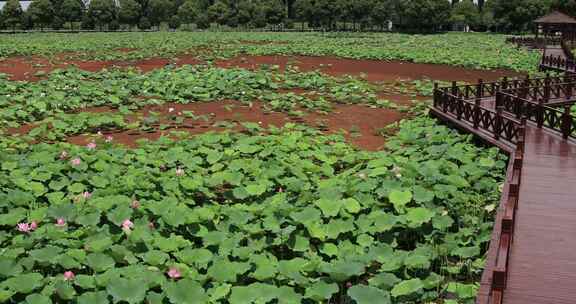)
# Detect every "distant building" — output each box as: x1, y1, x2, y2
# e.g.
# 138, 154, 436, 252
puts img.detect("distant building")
0, 1, 33, 11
